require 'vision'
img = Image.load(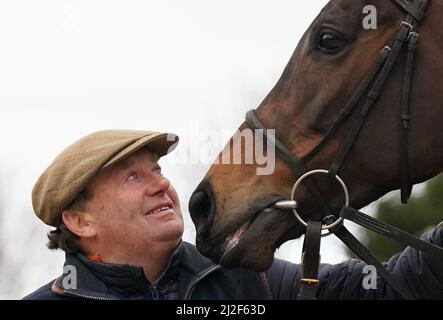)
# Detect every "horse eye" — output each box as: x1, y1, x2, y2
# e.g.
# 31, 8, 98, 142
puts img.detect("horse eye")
318, 31, 346, 53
